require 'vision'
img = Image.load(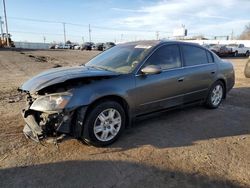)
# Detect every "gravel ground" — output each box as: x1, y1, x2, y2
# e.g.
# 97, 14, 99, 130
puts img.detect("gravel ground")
0, 49, 249, 188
